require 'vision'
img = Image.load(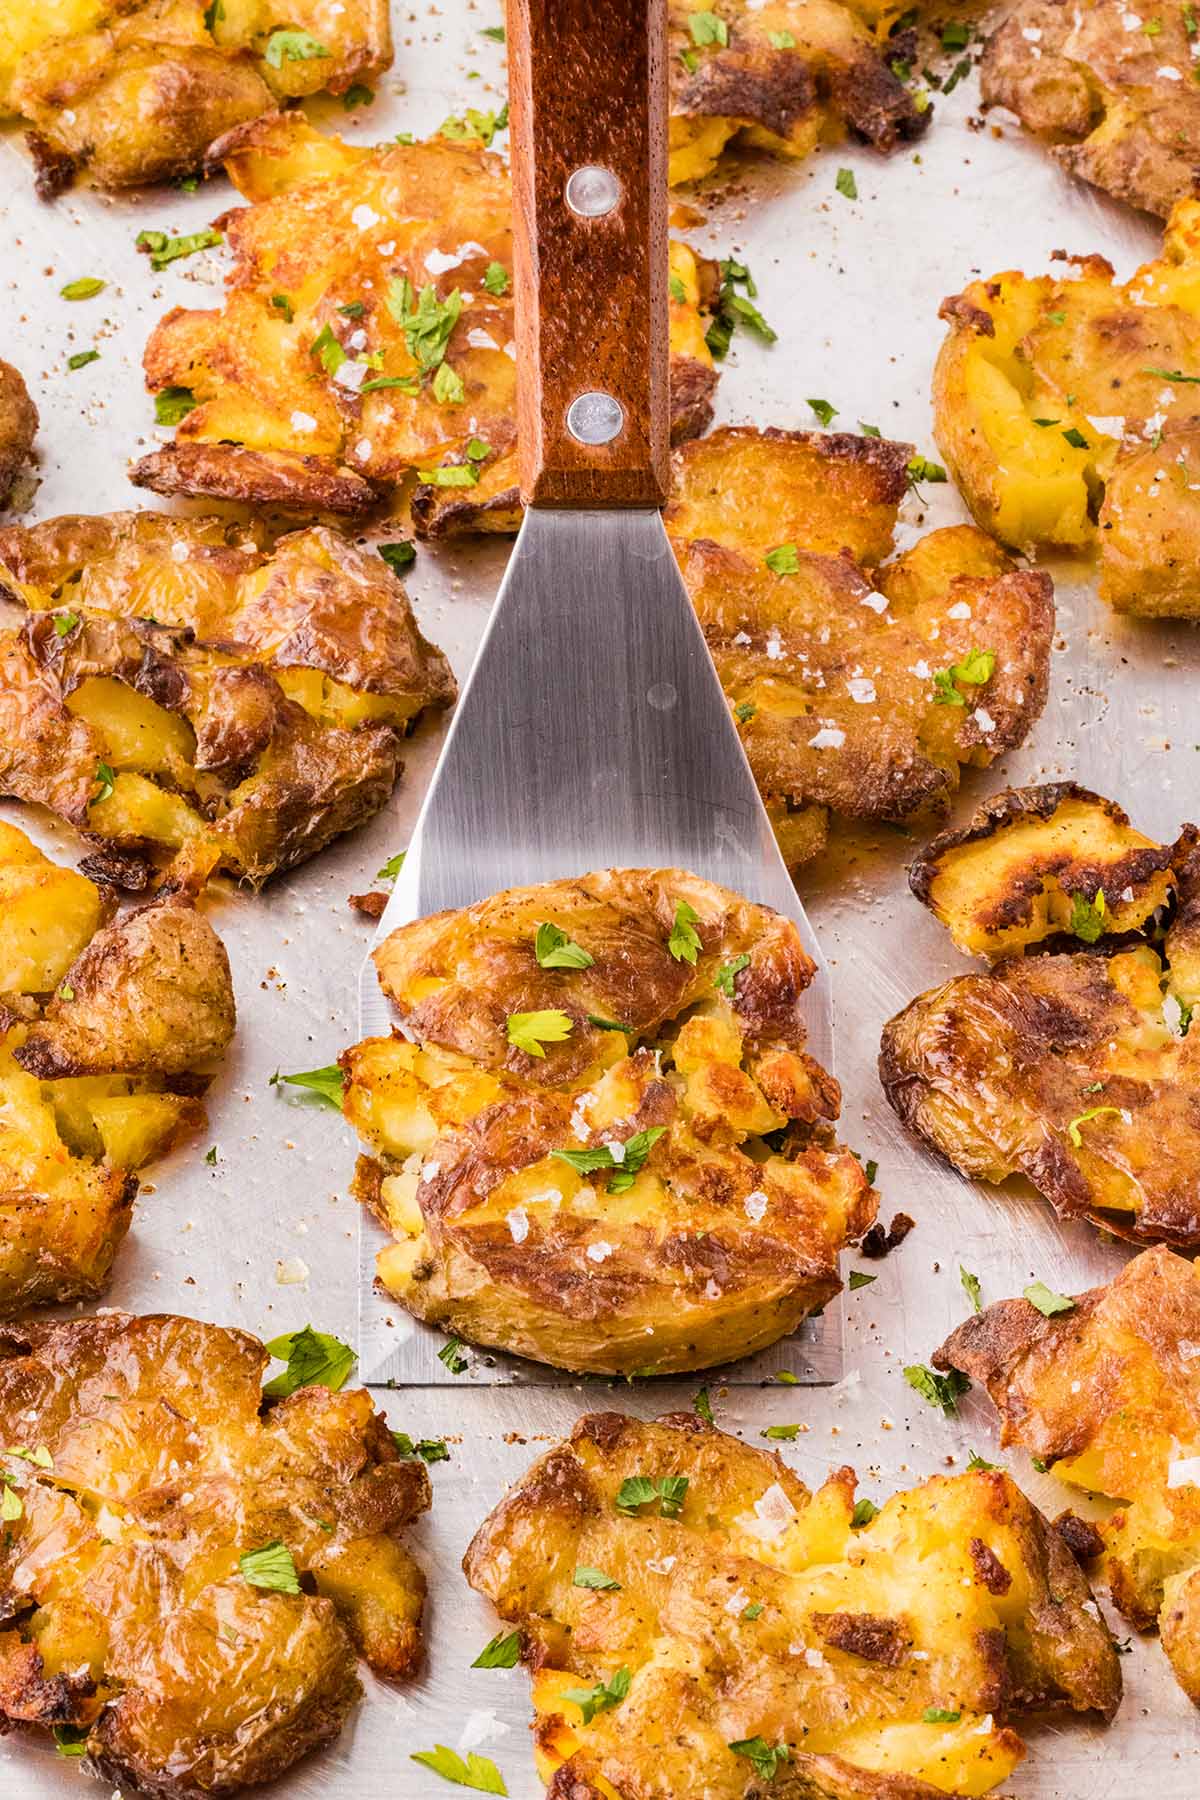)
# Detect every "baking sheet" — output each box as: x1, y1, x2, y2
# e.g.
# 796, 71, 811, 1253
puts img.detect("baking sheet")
2, 3, 1198, 1793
